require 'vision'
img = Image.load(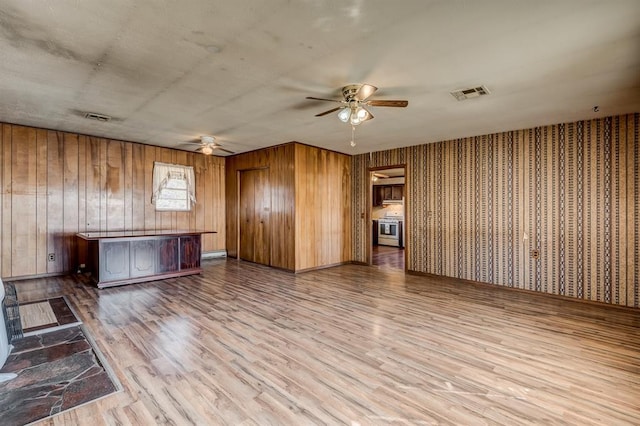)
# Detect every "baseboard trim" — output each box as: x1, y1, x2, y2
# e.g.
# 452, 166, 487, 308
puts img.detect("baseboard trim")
406, 270, 640, 311
295, 261, 351, 274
